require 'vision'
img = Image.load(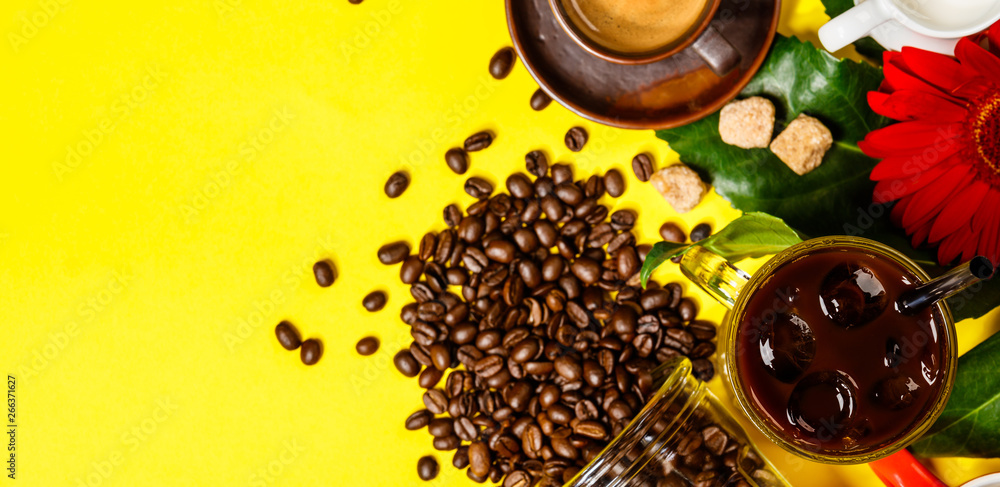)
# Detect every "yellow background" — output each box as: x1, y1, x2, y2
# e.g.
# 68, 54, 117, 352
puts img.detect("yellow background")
2, 0, 999, 485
